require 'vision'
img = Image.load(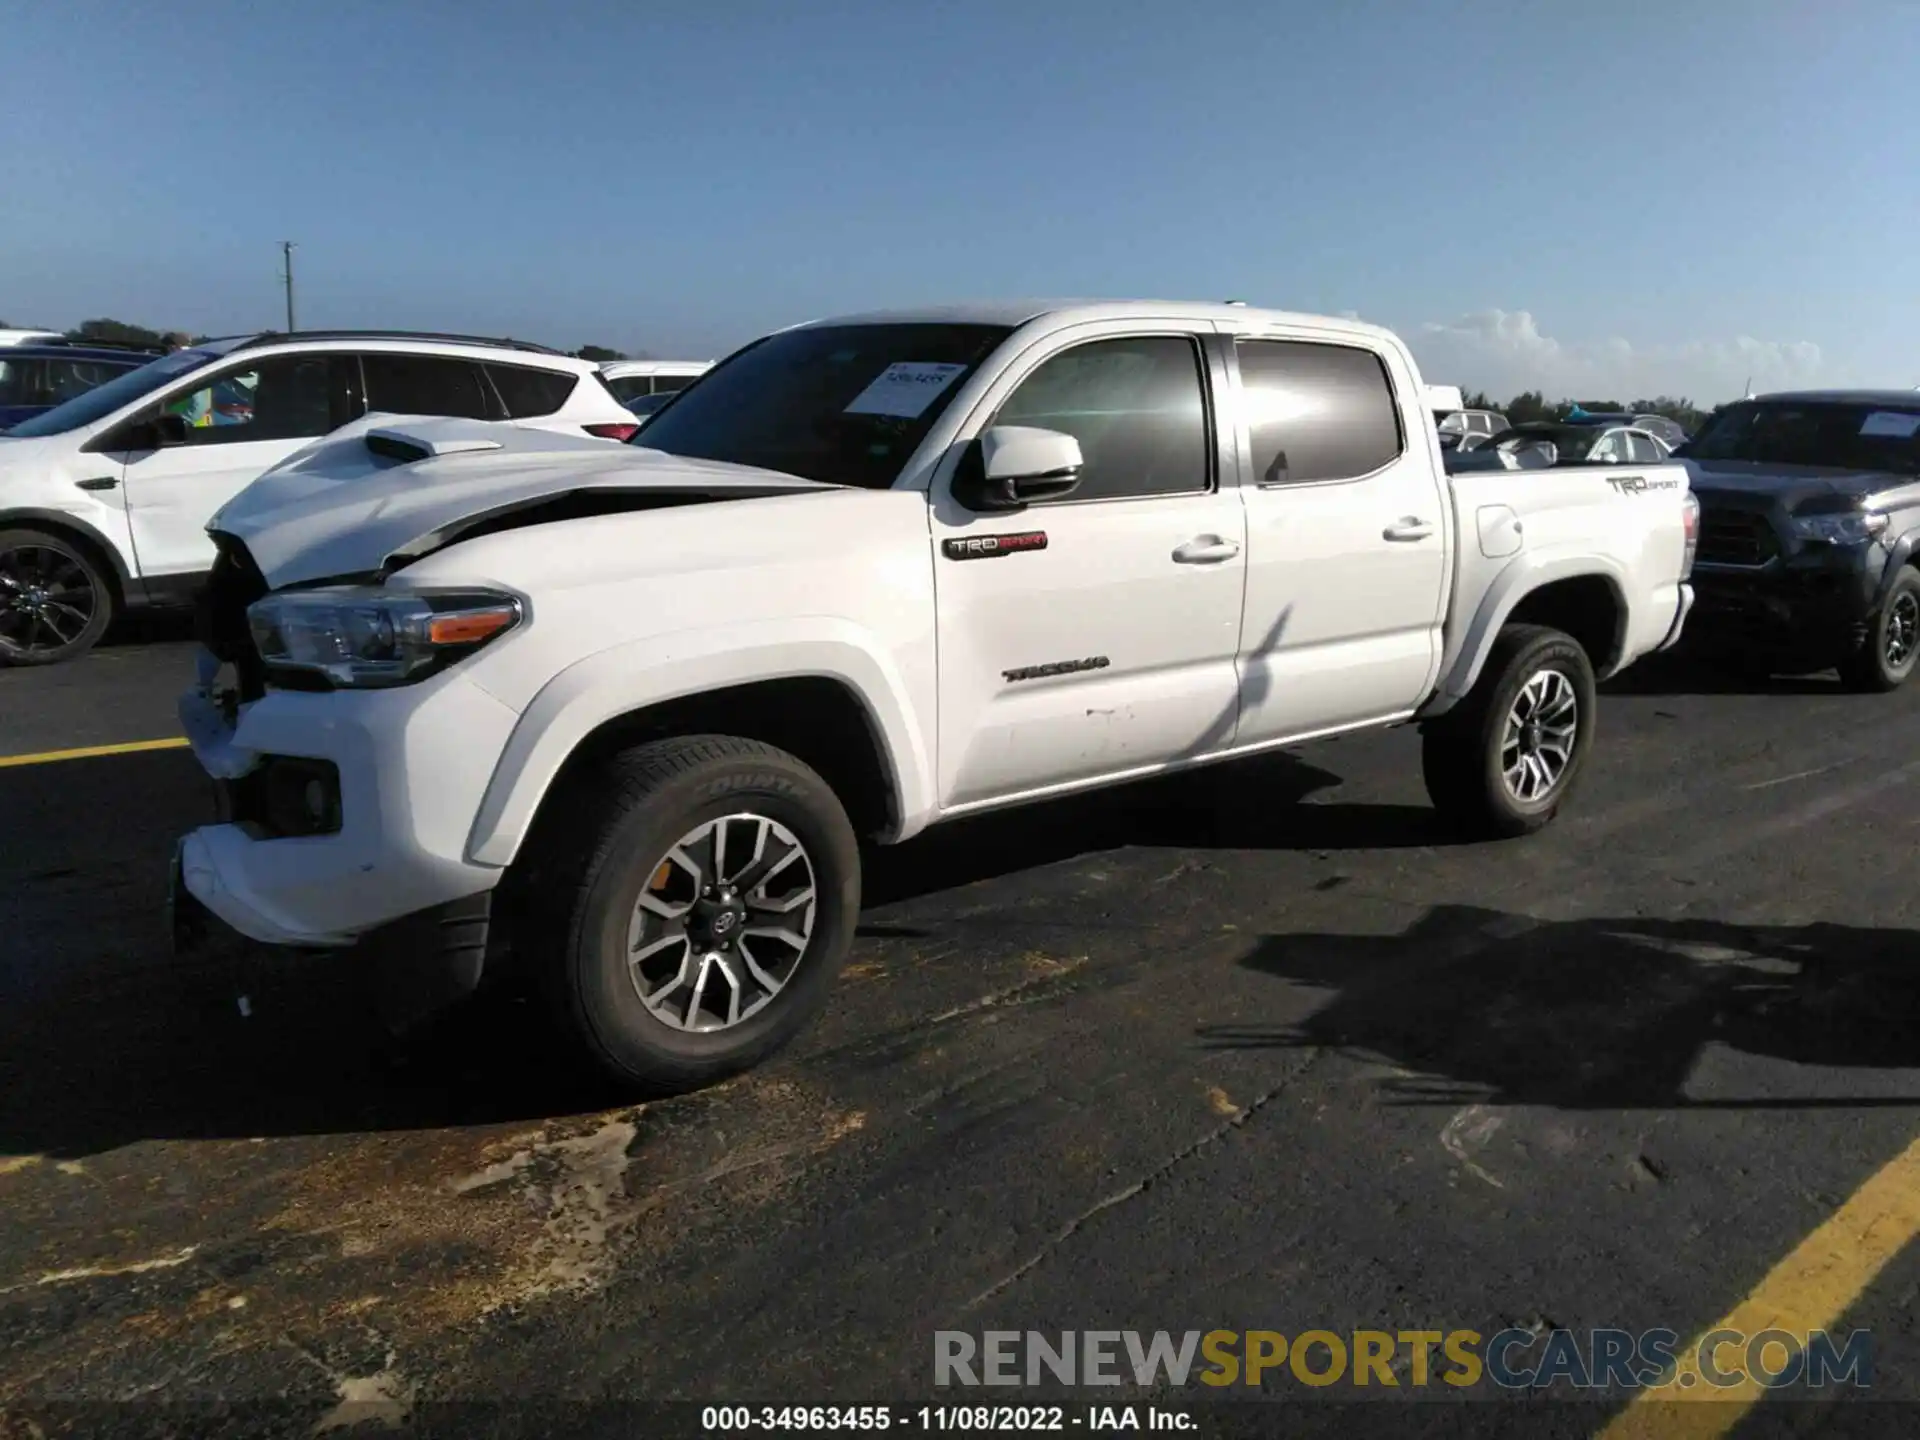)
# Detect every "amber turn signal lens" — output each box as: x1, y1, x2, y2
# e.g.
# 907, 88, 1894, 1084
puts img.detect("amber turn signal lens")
426, 608, 517, 646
